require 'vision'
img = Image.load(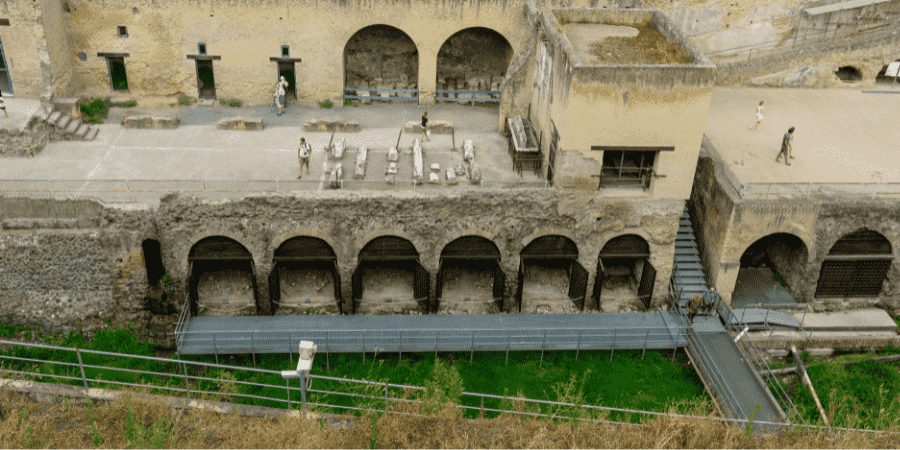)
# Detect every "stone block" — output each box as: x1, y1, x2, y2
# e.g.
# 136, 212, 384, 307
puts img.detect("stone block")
430, 163, 440, 172
107, 97, 134, 106
767, 349, 789, 358
404, 120, 453, 134
463, 140, 475, 162
217, 117, 261, 131
446, 169, 458, 184
329, 163, 343, 189
468, 162, 481, 185
121, 115, 152, 128
355, 146, 368, 179
413, 140, 424, 182
333, 138, 345, 159
429, 172, 440, 183
387, 162, 398, 175
335, 120, 360, 133
806, 348, 834, 357
388, 147, 399, 162
303, 120, 331, 132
